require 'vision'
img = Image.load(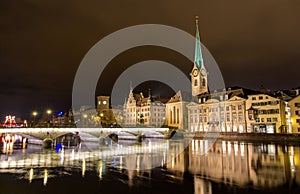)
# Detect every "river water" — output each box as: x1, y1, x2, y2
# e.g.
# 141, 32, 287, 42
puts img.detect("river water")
0, 138, 299, 194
